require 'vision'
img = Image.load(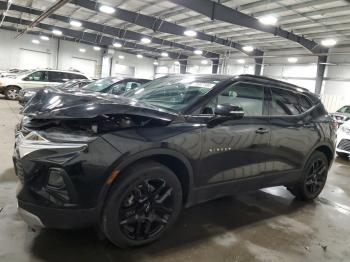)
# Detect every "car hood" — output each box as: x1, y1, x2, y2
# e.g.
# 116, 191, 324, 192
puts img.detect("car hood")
21, 88, 178, 121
